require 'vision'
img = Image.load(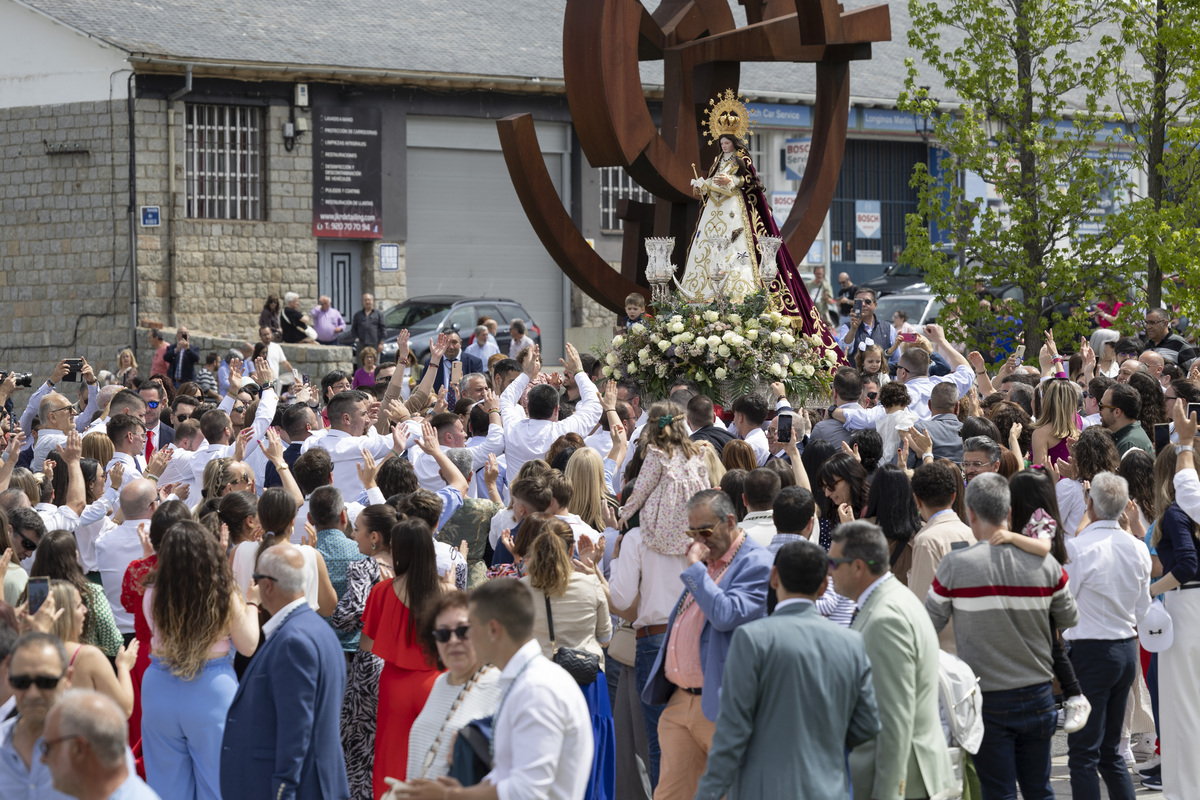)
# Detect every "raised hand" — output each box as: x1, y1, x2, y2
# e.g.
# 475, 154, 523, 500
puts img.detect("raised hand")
109, 461, 124, 490
904, 426, 933, 456
59, 428, 83, 464
115, 640, 140, 673
770, 381, 787, 400
601, 380, 618, 411
254, 356, 275, 387
432, 386, 449, 415
560, 342, 583, 375
227, 358, 244, 393
417, 420, 441, 456
262, 427, 285, 464
302, 521, 316, 547
233, 427, 255, 462
429, 332, 449, 363
357, 449, 380, 490
524, 345, 542, 377
396, 329, 411, 365
145, 446, 173, 479
483, 453, 500, 487
967, 351, 987, 374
